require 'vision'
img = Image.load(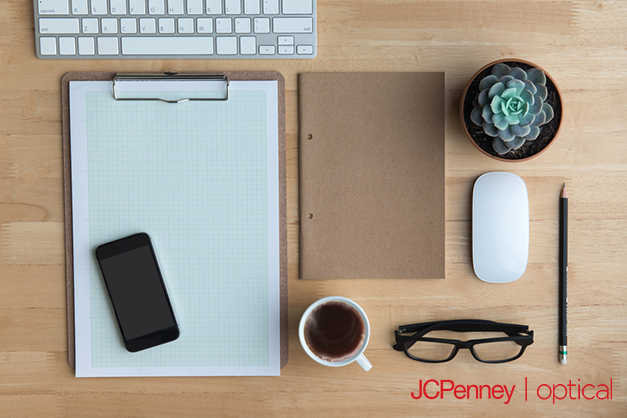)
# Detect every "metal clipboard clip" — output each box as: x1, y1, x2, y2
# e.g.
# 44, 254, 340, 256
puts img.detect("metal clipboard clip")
112, 71, 230, 103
